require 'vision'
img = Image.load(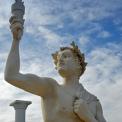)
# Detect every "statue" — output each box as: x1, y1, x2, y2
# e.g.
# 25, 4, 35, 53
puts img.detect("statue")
4, 0, 106, 122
